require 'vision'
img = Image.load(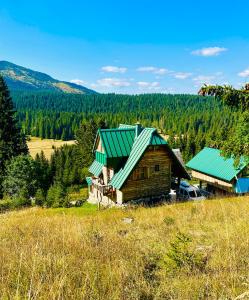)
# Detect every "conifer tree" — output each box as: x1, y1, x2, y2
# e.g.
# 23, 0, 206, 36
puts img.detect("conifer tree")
0, 76, 28, 195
